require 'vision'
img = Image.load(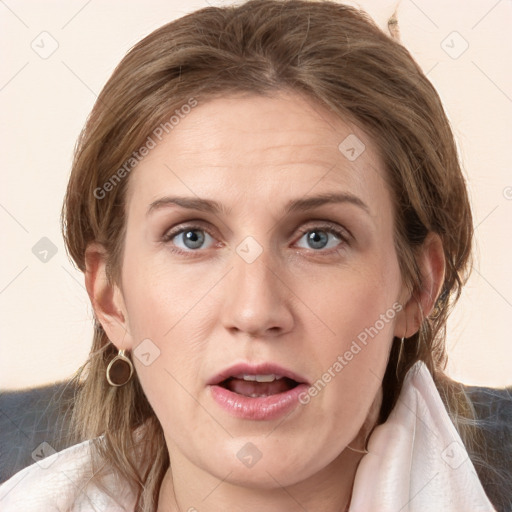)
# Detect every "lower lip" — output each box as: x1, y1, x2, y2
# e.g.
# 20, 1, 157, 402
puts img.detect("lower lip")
209, 383, 309, 421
